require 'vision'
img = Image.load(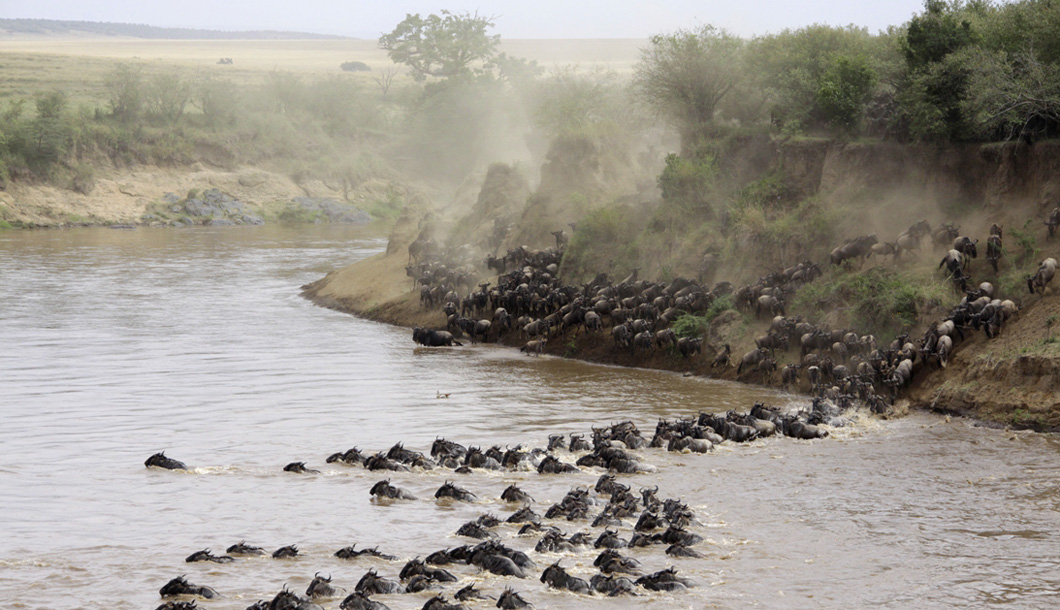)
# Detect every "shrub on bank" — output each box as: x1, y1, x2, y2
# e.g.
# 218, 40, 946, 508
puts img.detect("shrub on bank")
791, 266, 949, 342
